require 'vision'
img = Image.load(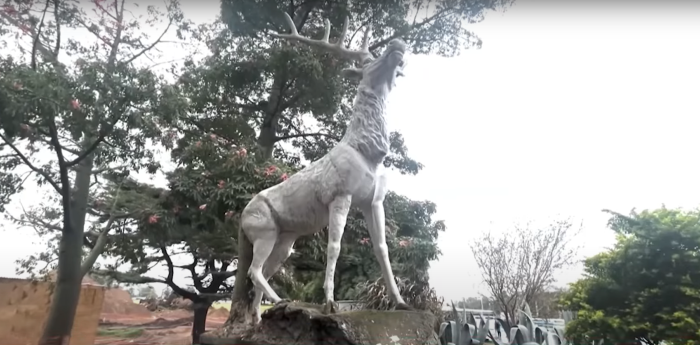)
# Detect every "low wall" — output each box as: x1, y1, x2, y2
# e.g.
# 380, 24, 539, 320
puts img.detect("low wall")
0, 277, 105, 345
